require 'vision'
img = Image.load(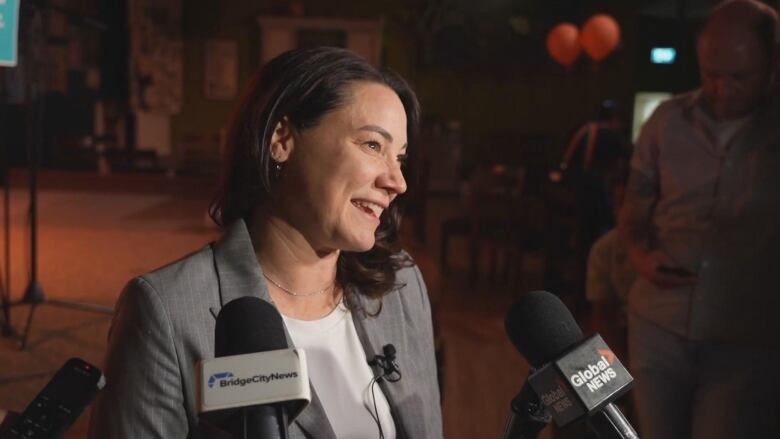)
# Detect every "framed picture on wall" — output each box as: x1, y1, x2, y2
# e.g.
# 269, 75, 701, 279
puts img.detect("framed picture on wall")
204, 39, 238, 101
257, 16, 383, 66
